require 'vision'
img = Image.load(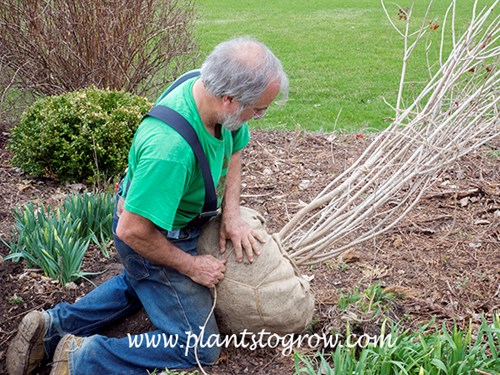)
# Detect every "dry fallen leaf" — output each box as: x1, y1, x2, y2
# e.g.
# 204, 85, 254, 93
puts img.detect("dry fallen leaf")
393, 236, 404, 248
339, 249, 363, 263
459, 197, 469, 207
360, 263, 389, 279
384, 285, 419, 299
